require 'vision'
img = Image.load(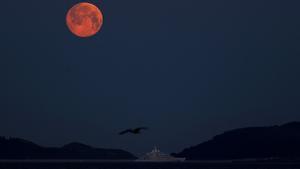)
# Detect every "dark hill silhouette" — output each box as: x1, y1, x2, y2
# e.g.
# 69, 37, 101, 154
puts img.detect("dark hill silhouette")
174, 122, 300, 160
0, 137, 136, 160
62, 142, 94, 151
